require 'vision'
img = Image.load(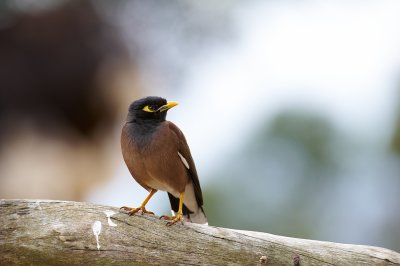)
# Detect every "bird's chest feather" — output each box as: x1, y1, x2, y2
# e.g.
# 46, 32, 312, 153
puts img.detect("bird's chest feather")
121, 123, 188, 193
